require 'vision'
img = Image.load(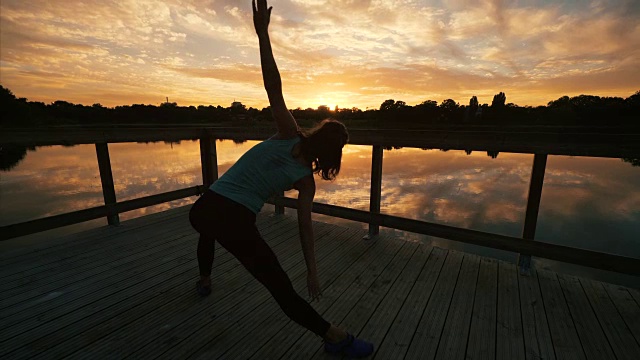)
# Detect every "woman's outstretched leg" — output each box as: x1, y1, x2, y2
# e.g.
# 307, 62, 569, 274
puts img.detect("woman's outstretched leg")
217, 225, 331, 336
